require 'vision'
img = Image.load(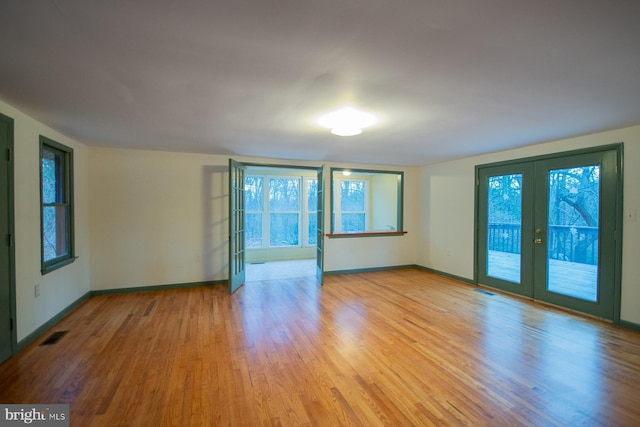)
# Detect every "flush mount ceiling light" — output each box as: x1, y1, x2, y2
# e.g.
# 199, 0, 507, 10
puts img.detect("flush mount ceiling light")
317, 106, 377, 136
